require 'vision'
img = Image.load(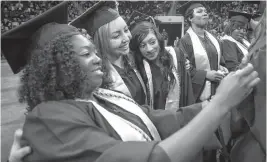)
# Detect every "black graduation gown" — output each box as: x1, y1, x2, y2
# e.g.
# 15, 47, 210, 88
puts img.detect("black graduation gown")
175, 47, 196, 106
179, 33, 225, 102
136, 48, 195, 110
113, 65, 146, 106
149, 62, 169, 110
222, 39, 244, 72
21, 98, 207, 162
